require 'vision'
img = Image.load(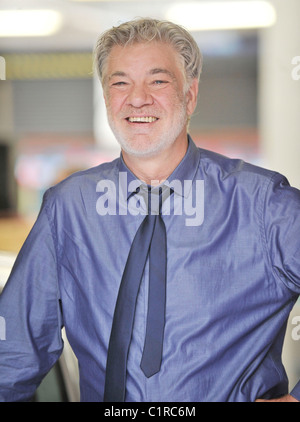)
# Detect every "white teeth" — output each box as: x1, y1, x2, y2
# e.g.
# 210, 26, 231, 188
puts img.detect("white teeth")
128, 116, 158, 123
